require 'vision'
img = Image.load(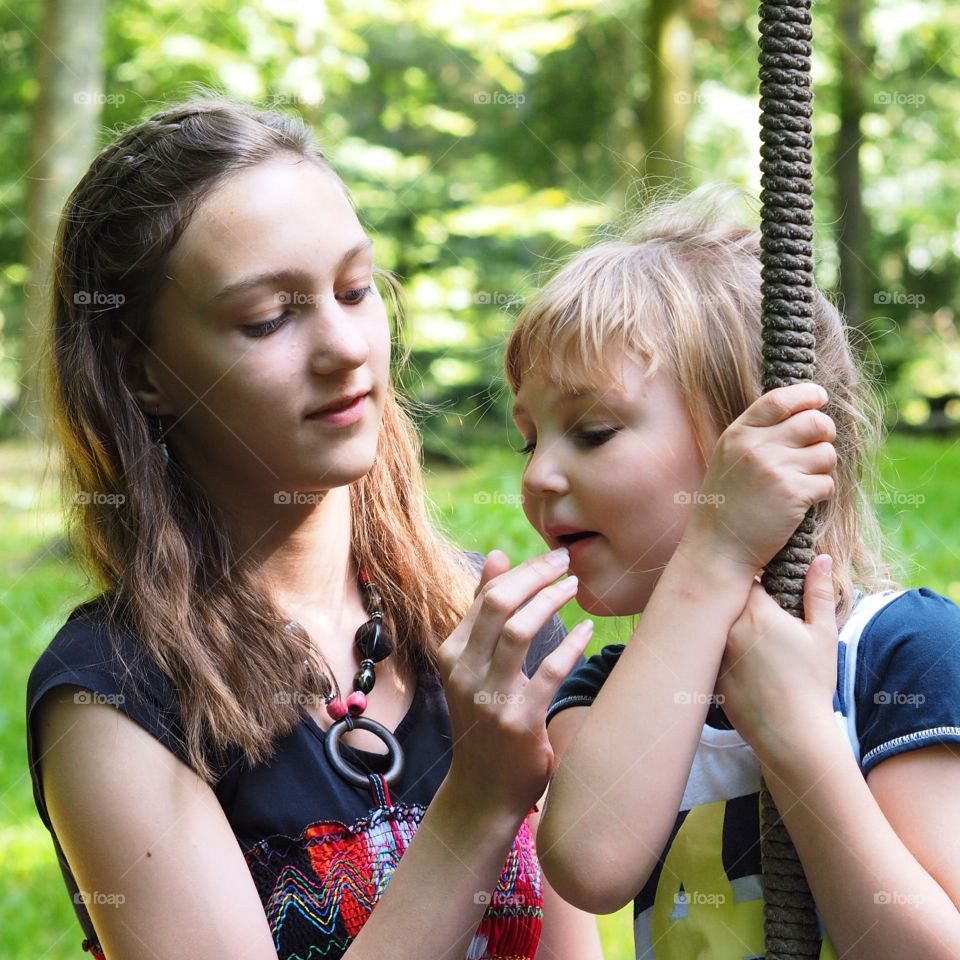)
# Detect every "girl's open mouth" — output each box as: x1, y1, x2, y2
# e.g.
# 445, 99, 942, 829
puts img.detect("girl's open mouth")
555, 530, 599, 546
